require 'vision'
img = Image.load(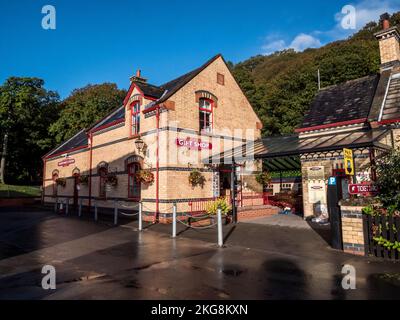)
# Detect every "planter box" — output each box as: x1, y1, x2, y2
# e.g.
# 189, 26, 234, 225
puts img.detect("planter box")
340, 205, 366, 256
